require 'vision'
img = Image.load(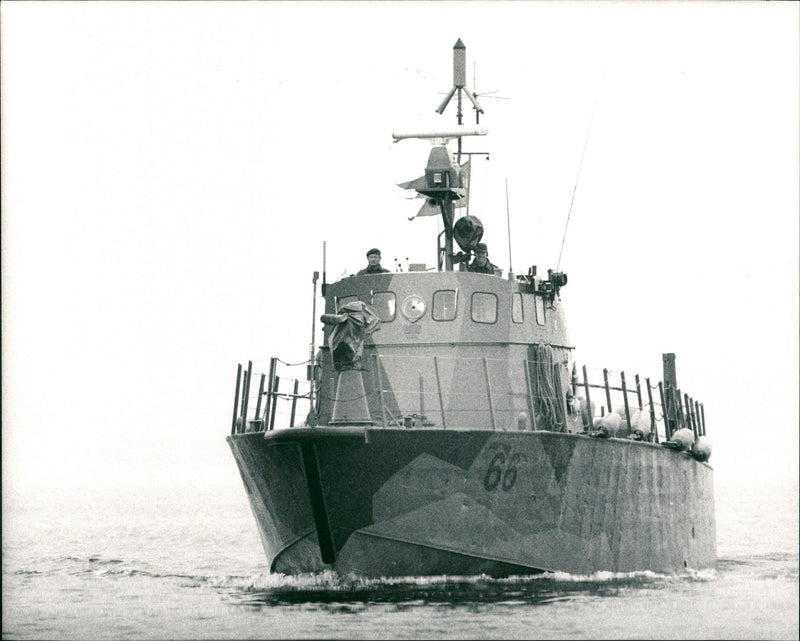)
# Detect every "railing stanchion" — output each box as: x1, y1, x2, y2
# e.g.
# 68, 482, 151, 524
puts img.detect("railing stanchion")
434, 356, 447, 429
571, 364, 578, 398
658, 381, 669, 439
524, 360, 537, 431
692, 401, 703, 436
646, 378, 659, 443
553, 364, 568, 432
672, 388, 680, 429
603, 368, 612, 414
240, 362, 252, 432
269, 375, 280, 430
483, 357, 496, 430
239, 371, 247, 425
231, 363, 243, 434
254, 373, 266, 429
289, 379, 300, 427
263, 357, 277, 426
686, 393, 697, 439
620, 371, 631, 433
676, 388, 685, 430
635, 374, 643, 410
582, 365, 593, 429
700, 403, 706, 436
242, 361, 253, 426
